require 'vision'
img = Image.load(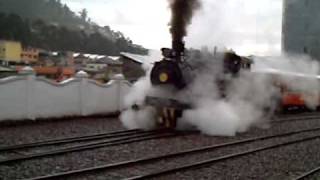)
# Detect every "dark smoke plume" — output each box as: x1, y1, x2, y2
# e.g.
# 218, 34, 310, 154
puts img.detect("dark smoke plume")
168, 0, 201, 43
